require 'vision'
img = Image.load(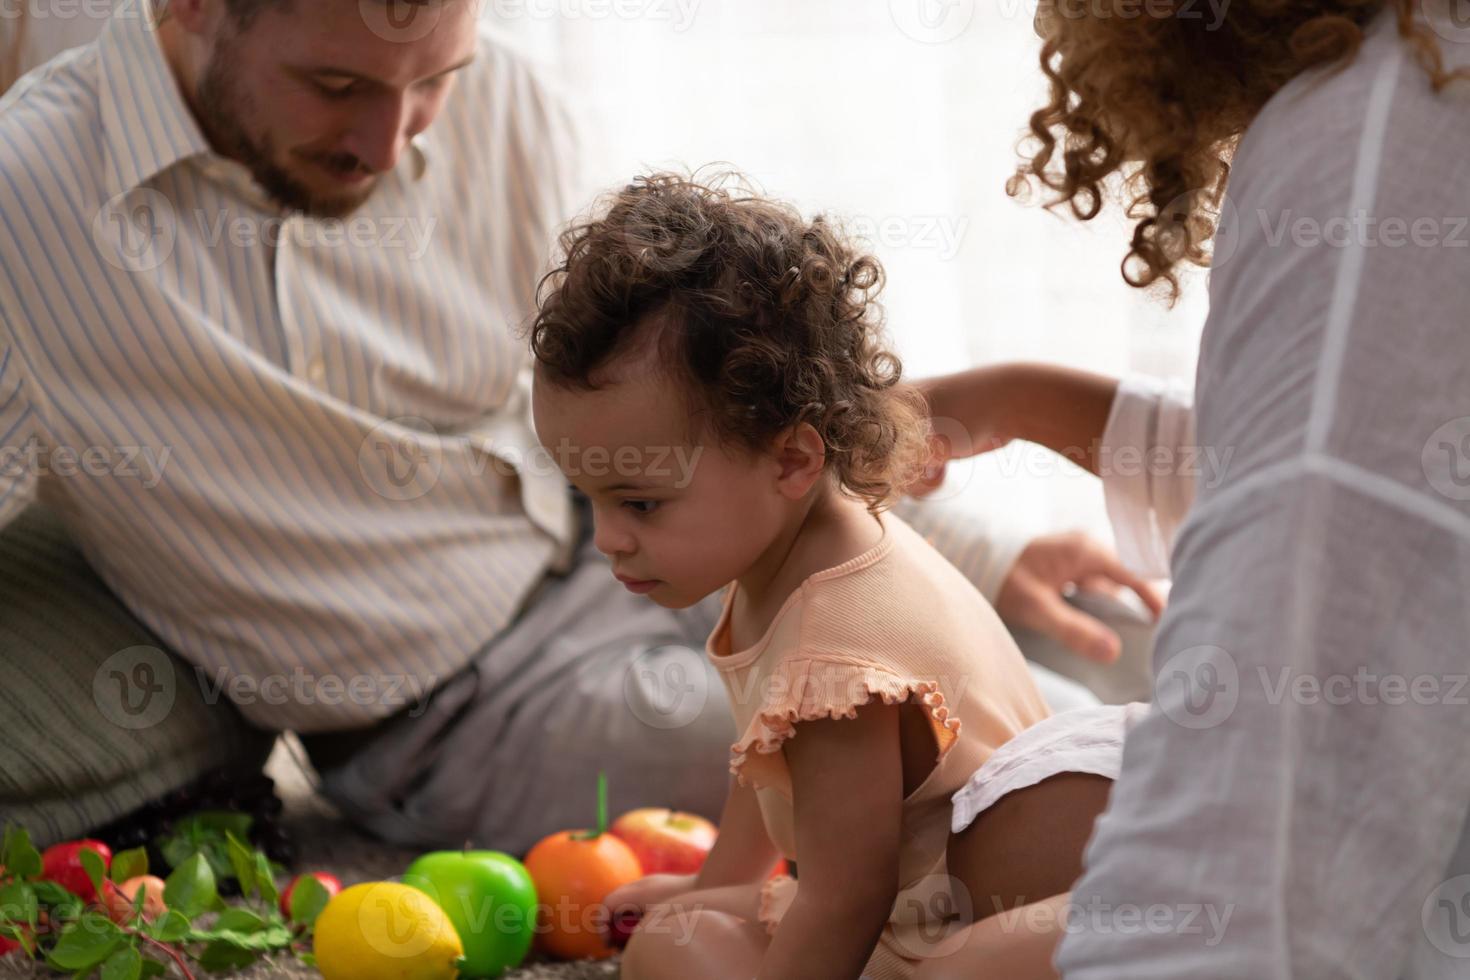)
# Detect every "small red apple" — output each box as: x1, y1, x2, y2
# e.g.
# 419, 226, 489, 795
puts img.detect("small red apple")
0, 932, 21, 956
279, 872, 342, 918
40, 840, 112, 903
609, 808, 717, 876
103, 876, 167, 924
